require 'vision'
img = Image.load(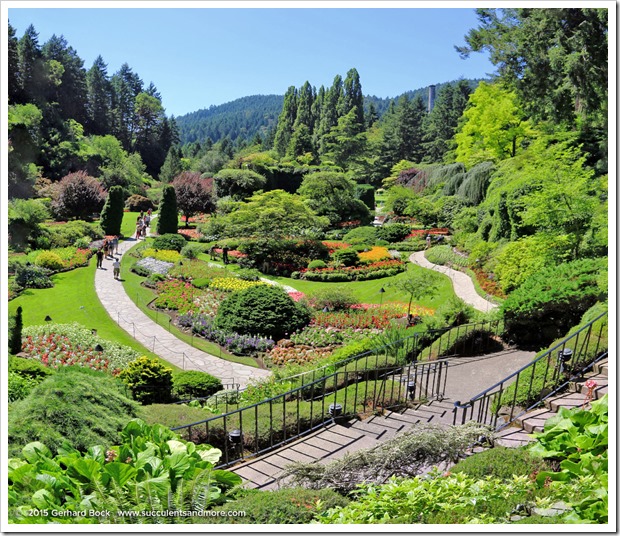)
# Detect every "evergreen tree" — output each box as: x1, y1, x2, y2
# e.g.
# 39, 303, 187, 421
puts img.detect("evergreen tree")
342, 68, 365, 130
41, 34, 88, 125
86, 55, 113, 135
99, 185, 125, 235
159, 146, 183, 182
422, 80, 472, 163
9, 306, 23, 355
273, 86, 297, 156
17, 24, 46, 104
110, 63, 143, 150
366, 101, 379, 128
133, 91, 166, 176
8, 22, 21, 104
156, 185, 178, 235
316, 75, 343, 154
